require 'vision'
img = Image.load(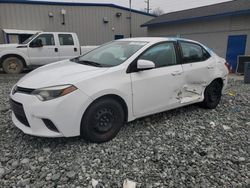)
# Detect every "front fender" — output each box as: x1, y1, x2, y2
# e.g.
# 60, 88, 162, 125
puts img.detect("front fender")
87, 89, 134, 122
0, 49, 30, 66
